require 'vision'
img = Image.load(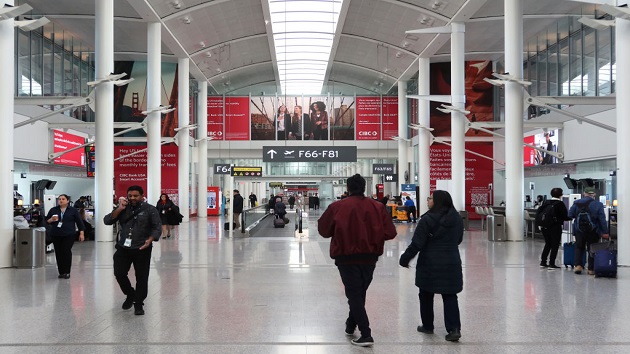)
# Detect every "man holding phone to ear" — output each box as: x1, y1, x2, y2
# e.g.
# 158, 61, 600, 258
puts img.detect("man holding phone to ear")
104, 185, 161, 315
